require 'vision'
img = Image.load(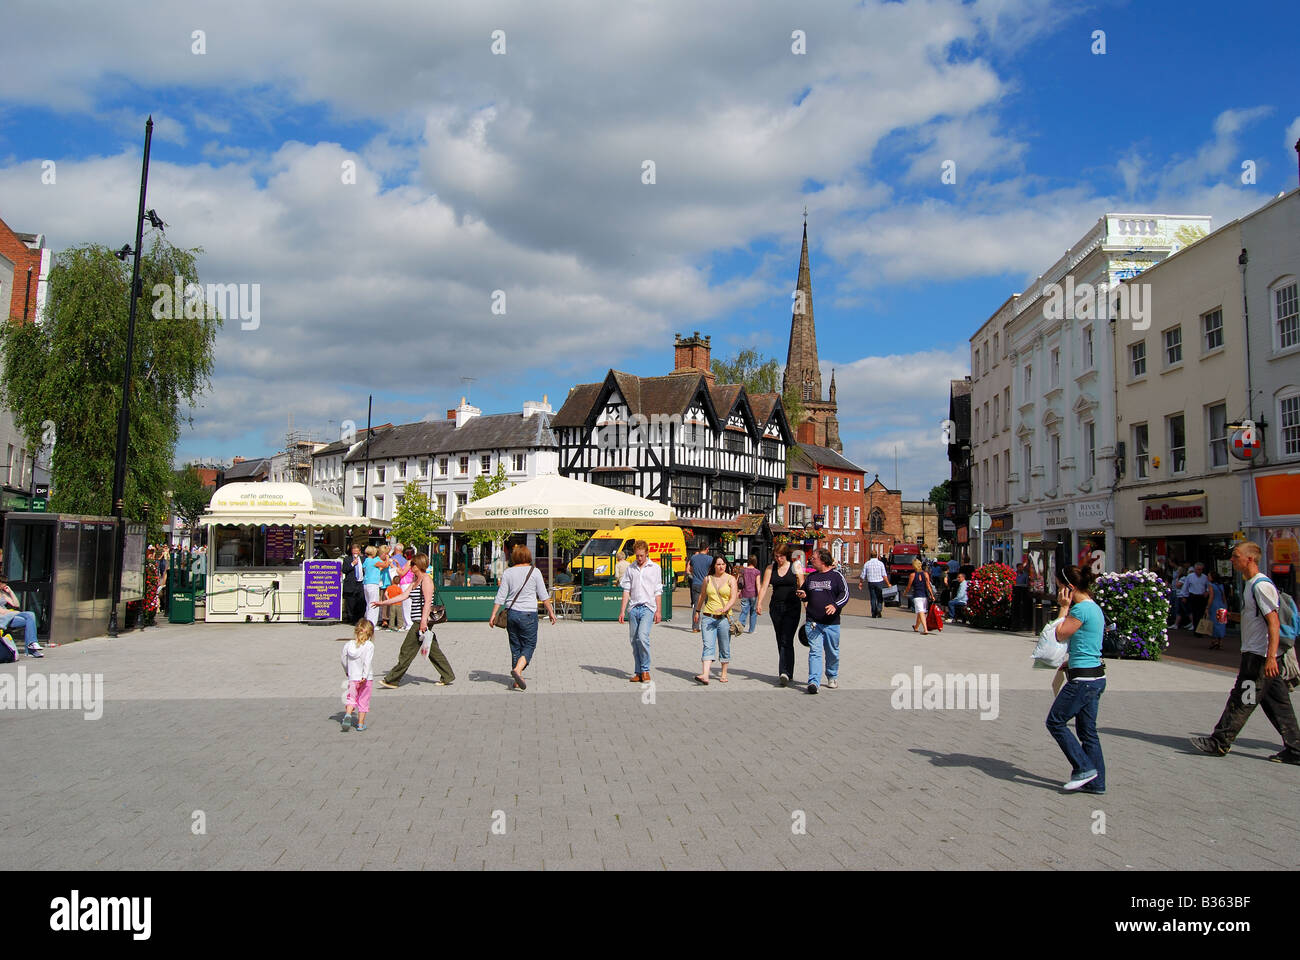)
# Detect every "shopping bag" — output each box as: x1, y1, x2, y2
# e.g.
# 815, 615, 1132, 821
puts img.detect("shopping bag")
1194, 615, 1212, 636
926, 605, 943, 632
1032, 617, 1069, 669
419, 629, 435, 657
